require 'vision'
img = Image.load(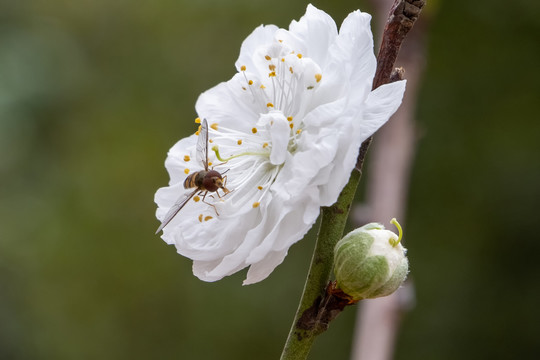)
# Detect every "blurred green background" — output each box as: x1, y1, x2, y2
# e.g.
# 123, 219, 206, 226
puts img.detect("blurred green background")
1, 0, 539, 359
